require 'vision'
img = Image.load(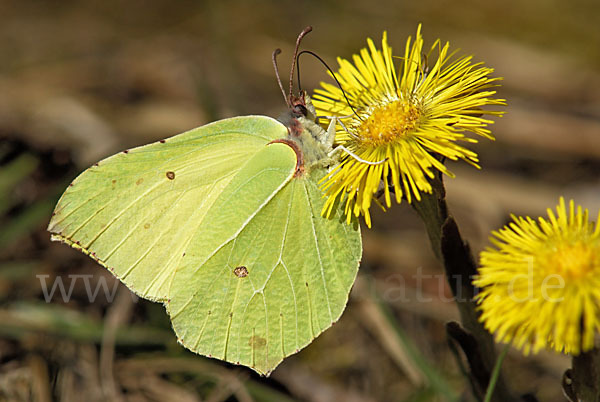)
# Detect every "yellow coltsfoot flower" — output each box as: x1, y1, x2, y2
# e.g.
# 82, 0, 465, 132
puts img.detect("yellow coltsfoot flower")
474, 198, 600, 355
313, 24, 504, 227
